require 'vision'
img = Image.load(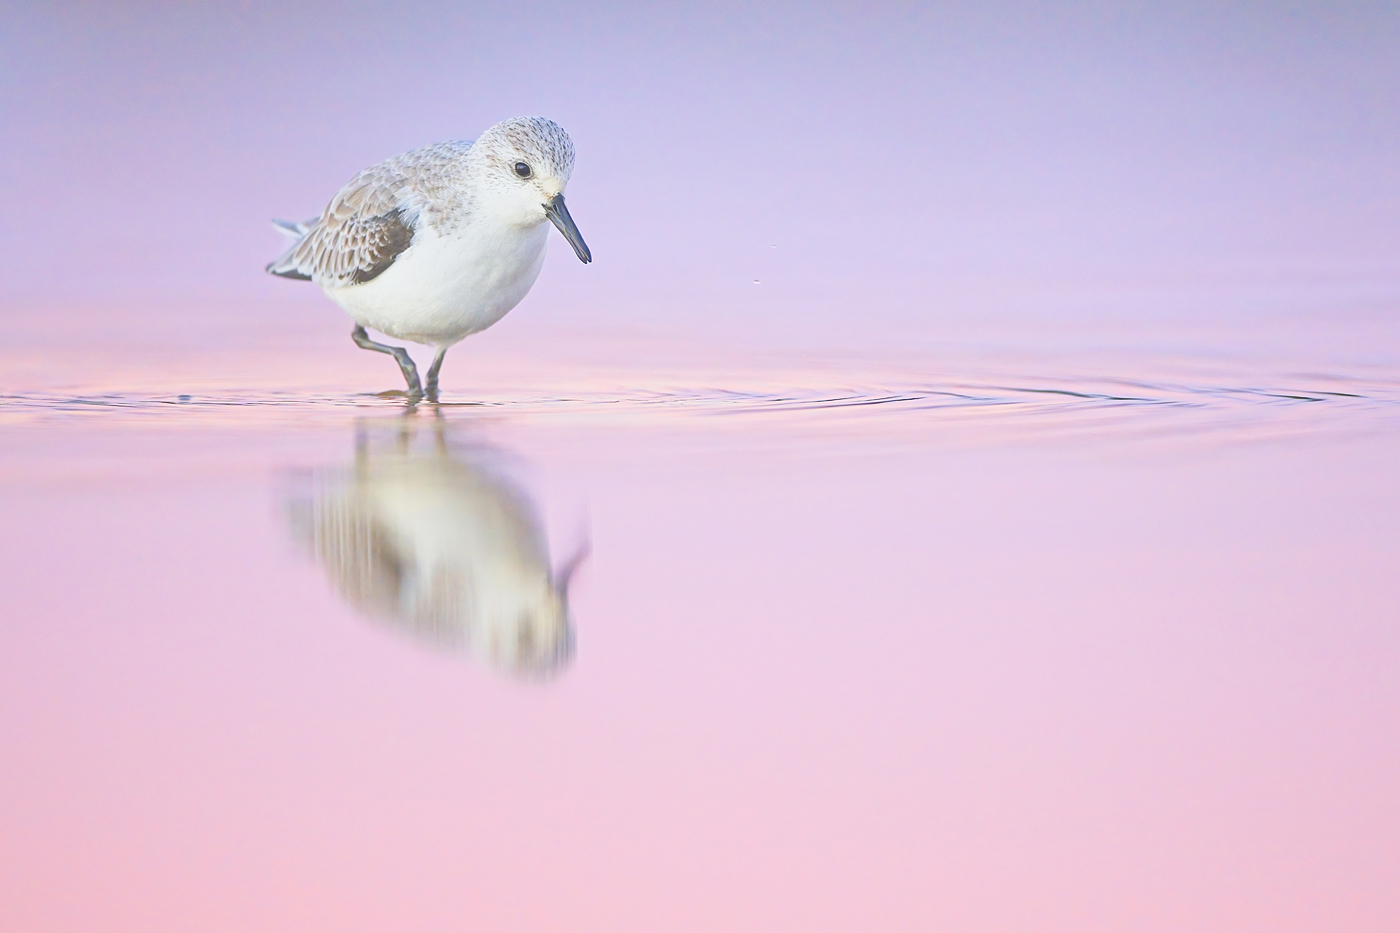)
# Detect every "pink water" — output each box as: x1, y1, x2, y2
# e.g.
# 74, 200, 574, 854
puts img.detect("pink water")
2, 312, 1398, 932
